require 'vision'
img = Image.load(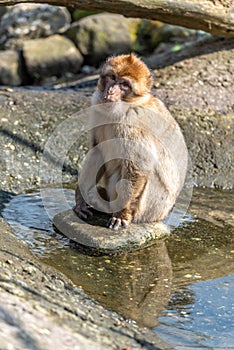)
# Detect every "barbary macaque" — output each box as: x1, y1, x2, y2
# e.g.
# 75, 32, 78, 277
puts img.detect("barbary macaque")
74, 53, 188, 229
